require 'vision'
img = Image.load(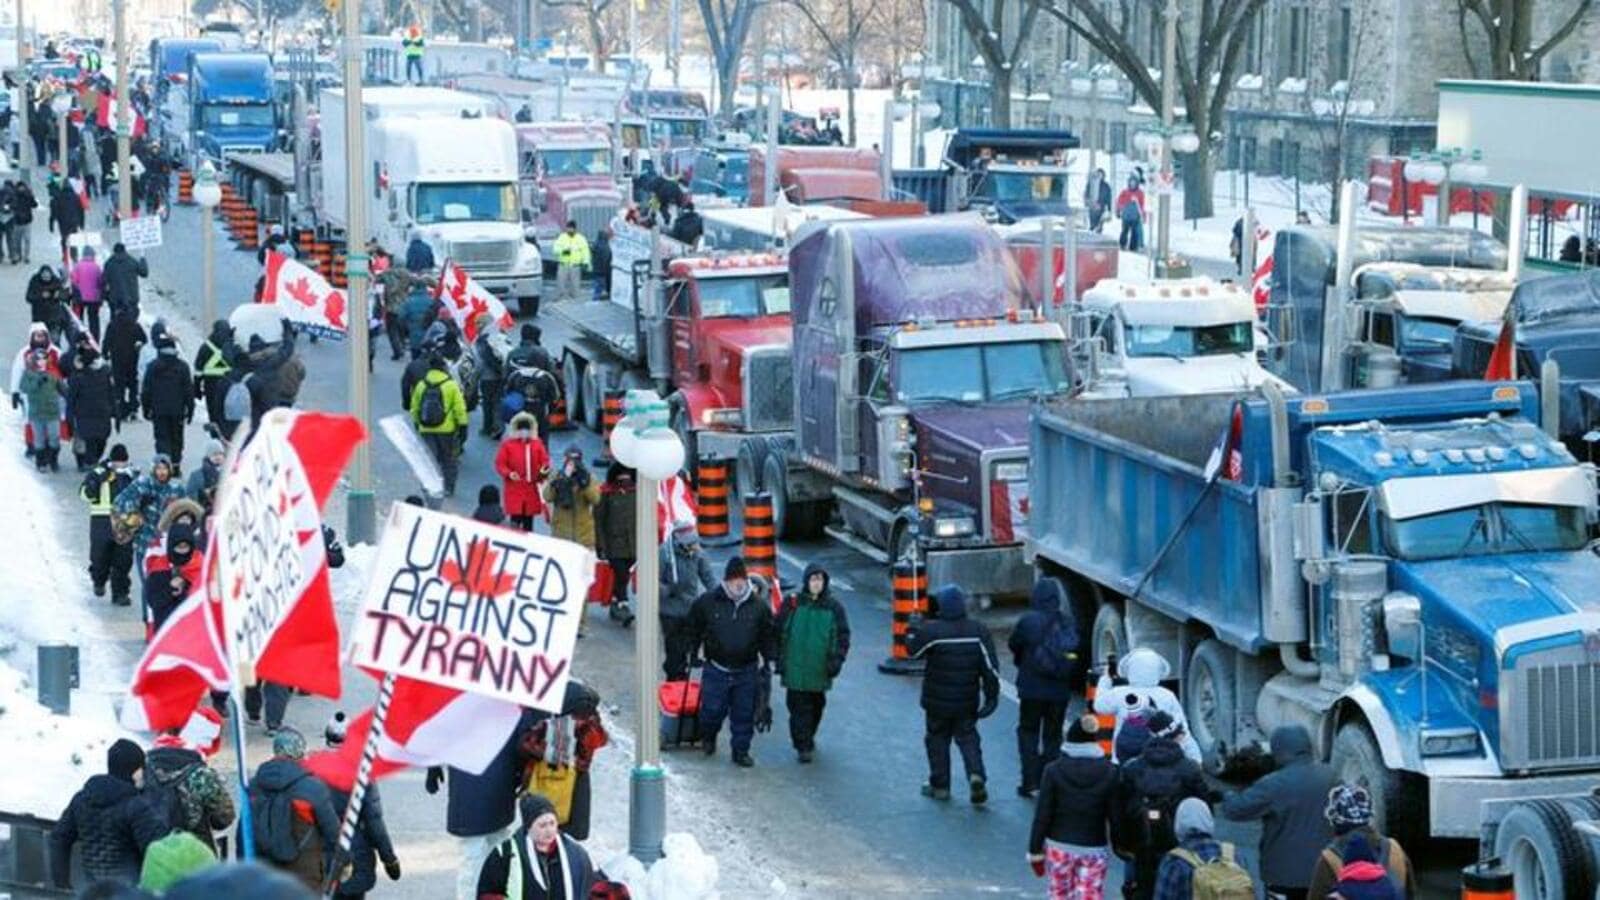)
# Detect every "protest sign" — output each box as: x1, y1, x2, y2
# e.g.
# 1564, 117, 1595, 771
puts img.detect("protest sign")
348, 504, 594, 712
120, 214, 163, 251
